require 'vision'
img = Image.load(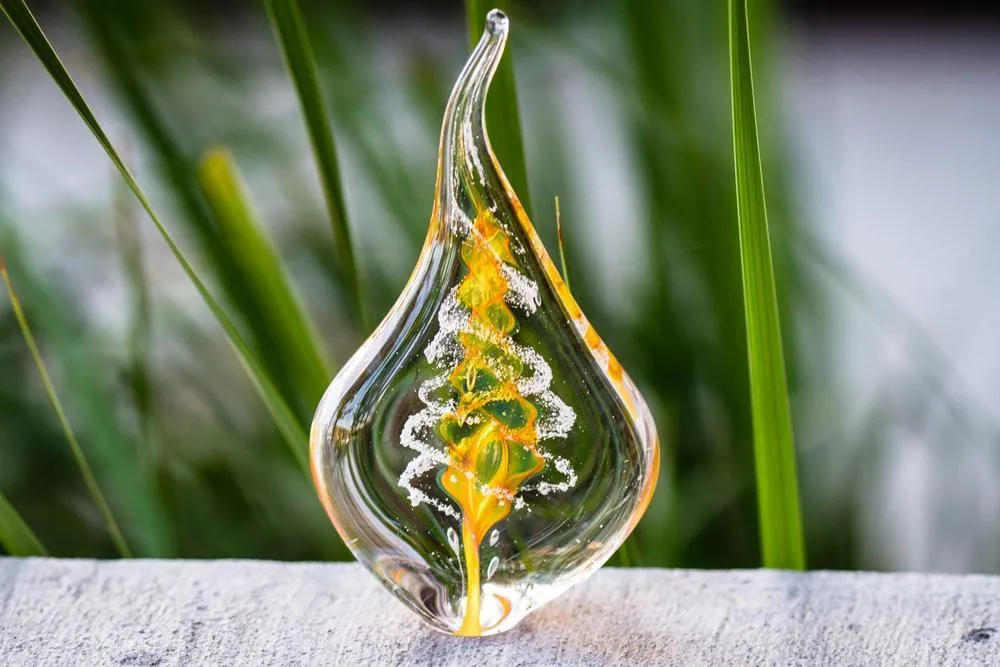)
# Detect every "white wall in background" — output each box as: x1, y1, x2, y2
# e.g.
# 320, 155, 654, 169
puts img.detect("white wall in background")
784, 26, 1000, 573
